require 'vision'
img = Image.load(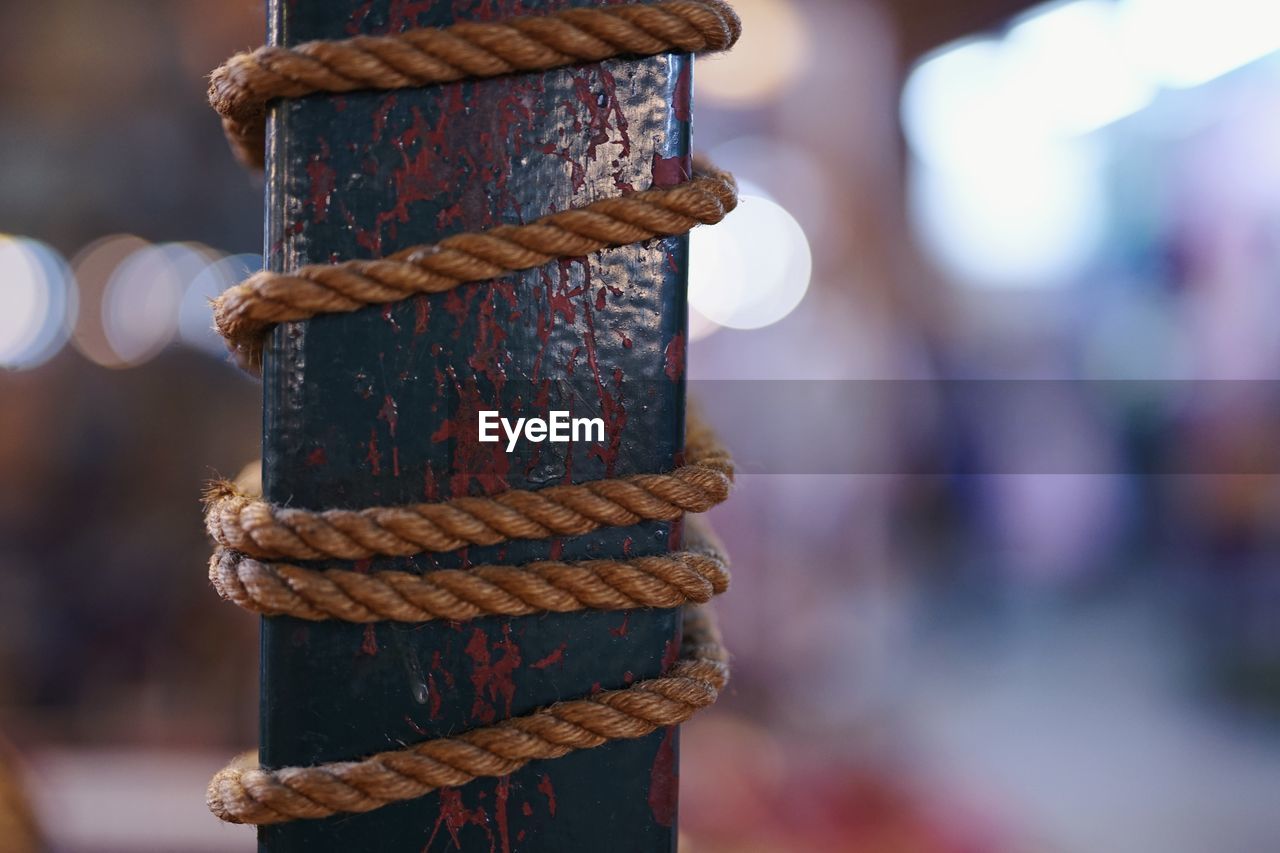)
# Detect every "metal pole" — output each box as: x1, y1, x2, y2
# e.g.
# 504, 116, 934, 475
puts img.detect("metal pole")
257, 1, 691, 849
